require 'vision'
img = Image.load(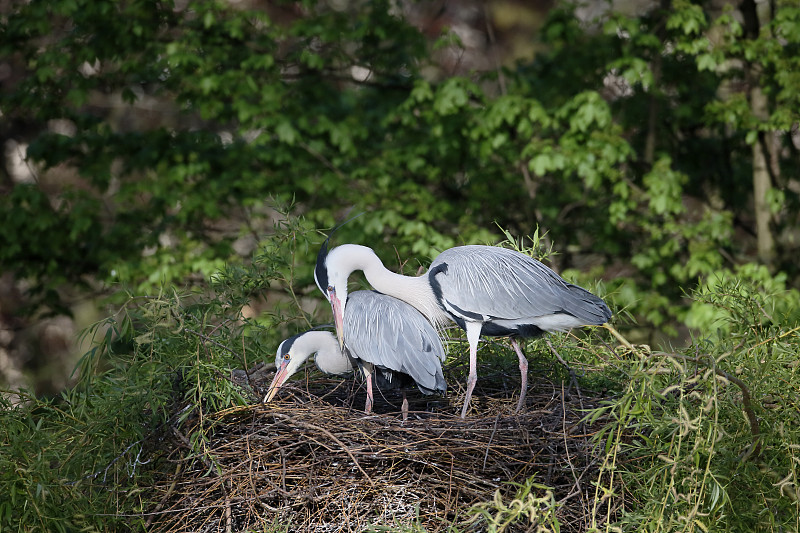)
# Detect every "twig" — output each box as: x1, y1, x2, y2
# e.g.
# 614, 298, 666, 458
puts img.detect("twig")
171, 426, 233, 531
482, 412, 502, 471
560, 381, 588, 527
78, 437, 146, 484
483, 2, 506, 95
145, 462, 182, 528
299, 140, 347, 181
547, 339, 581, 401
186, 328, 240, 359
602, 323, 634, 351
746, 324, 800, 355
223, 479, 233, 533
716, 368, 762, 460
271, 412, 376, 485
